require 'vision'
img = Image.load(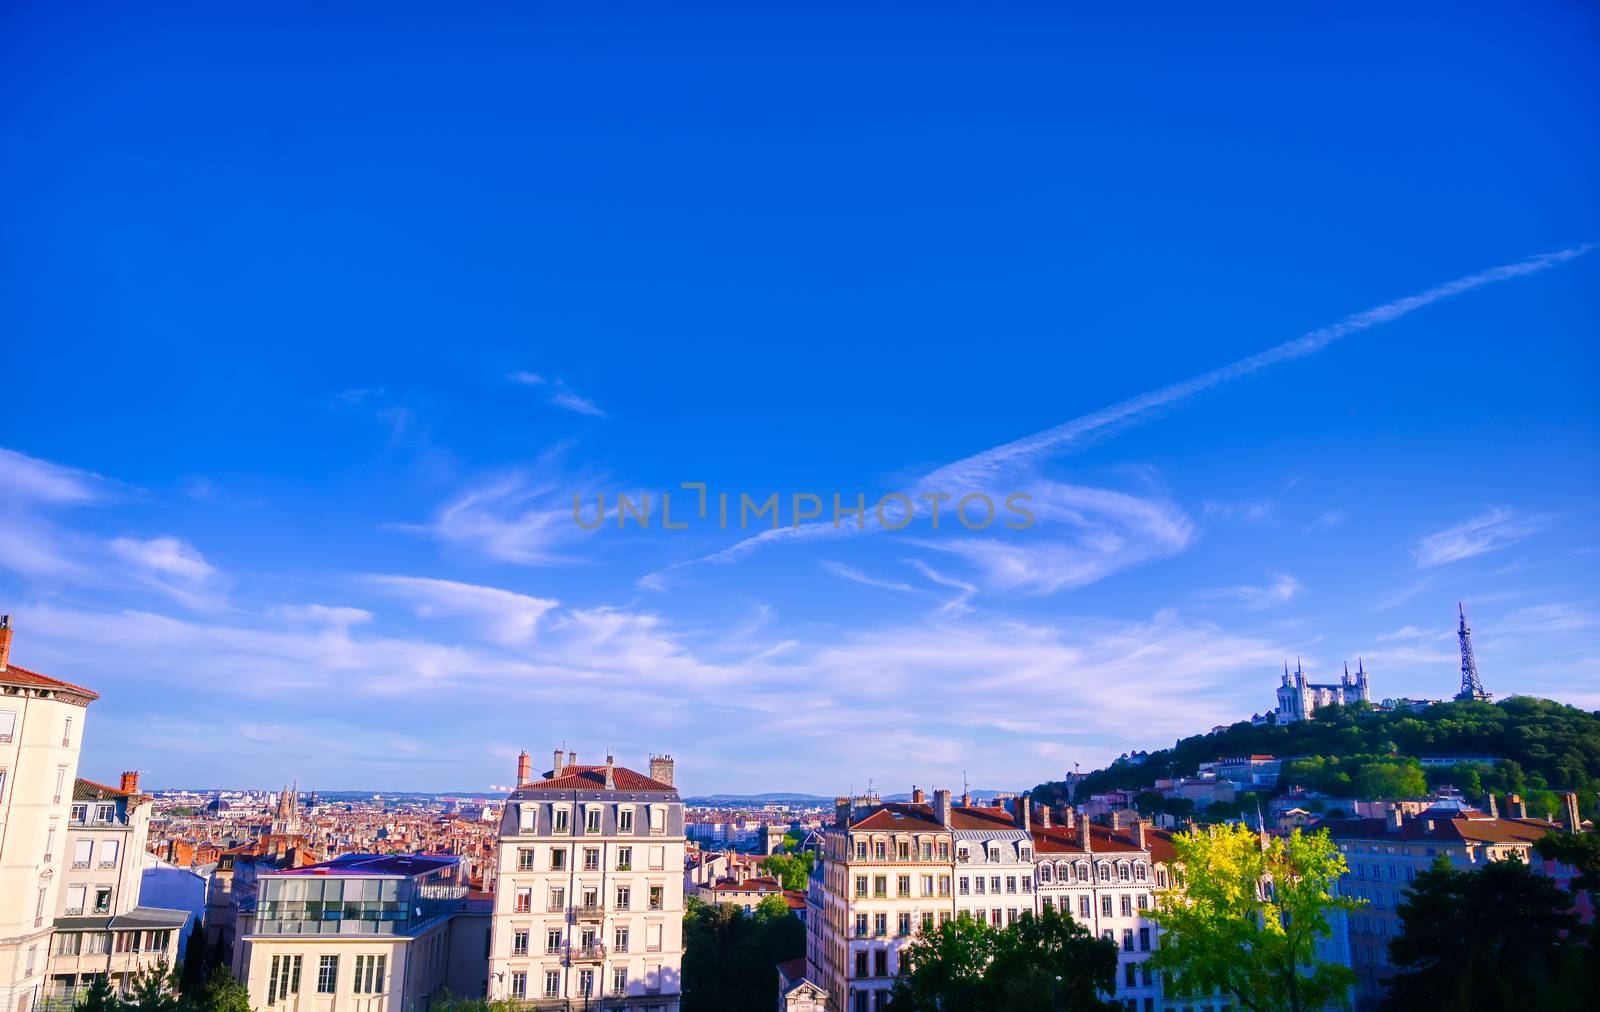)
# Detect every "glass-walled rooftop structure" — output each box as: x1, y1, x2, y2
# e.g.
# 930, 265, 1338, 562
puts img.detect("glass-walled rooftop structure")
253, 854, 465, 936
